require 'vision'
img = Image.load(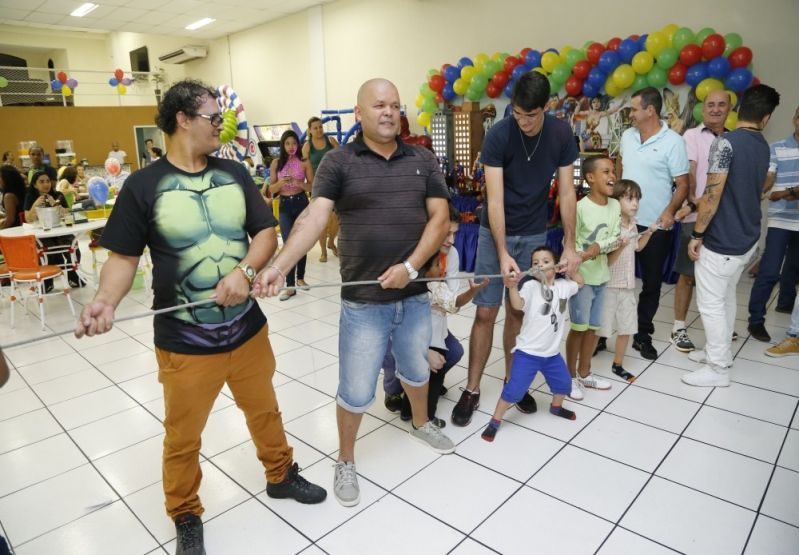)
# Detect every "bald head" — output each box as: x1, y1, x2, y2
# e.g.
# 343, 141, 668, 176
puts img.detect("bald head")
355, 78, 401, 151
703, 90, 732, 132
357, 78, 398, 107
